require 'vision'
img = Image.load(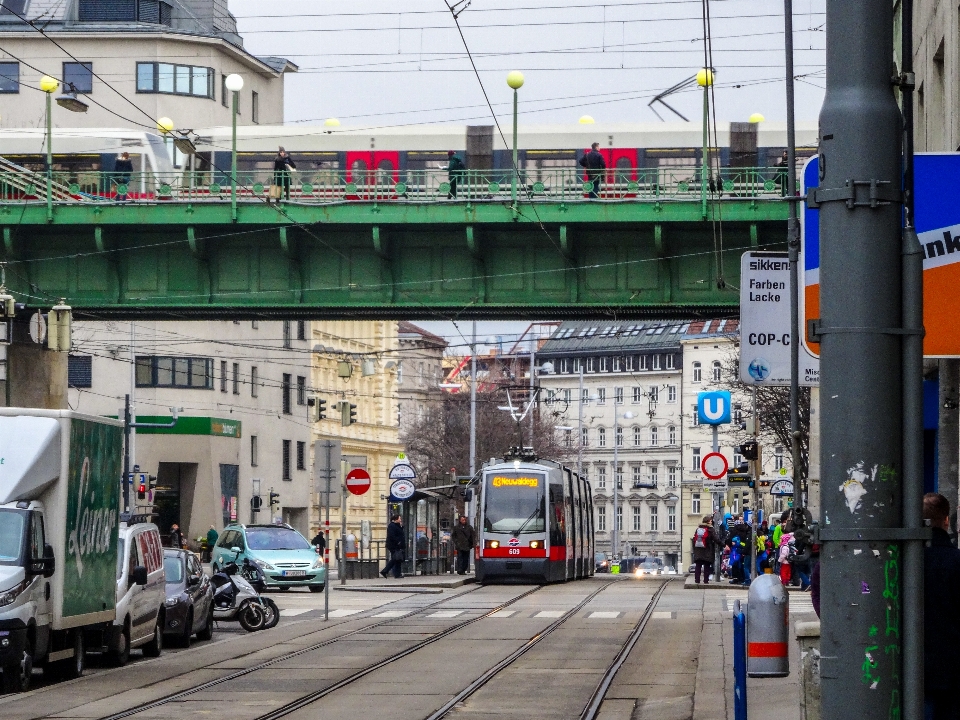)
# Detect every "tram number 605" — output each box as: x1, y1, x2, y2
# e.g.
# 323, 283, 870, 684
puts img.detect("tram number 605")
508, 548, 520, 555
